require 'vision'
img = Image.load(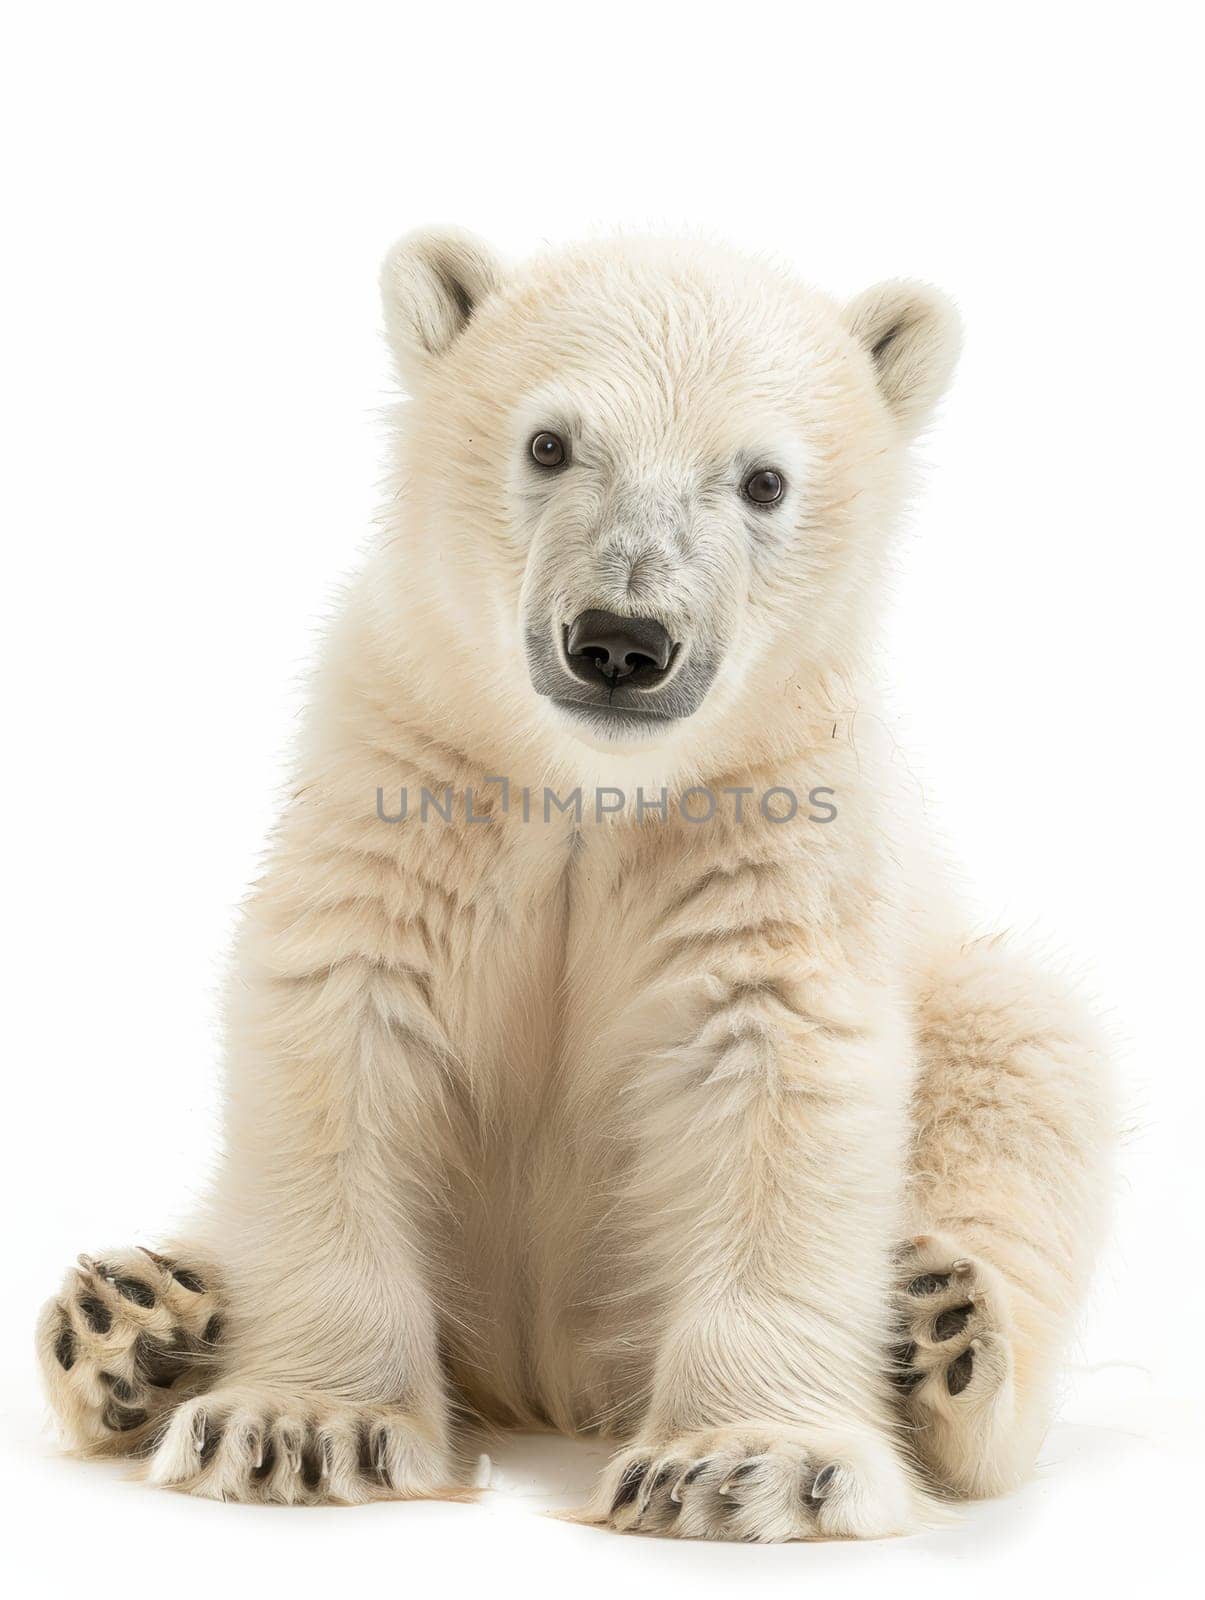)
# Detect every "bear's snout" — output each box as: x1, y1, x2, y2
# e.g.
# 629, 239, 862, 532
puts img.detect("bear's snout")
523, 603, 723, 734
564, 610, 674, 691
